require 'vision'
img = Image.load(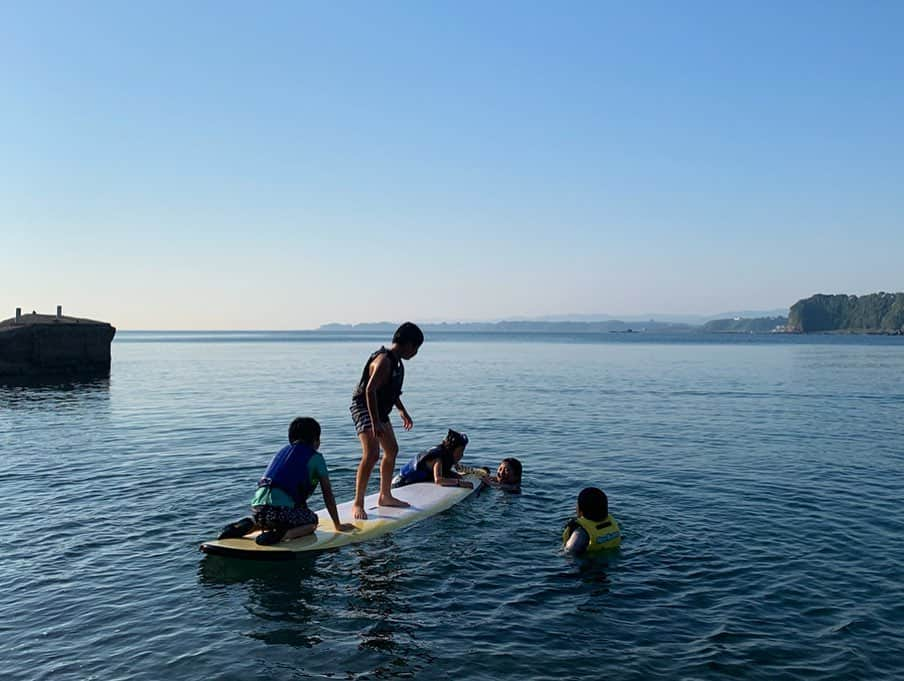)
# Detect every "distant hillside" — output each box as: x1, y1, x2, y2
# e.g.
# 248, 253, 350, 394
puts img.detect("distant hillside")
319, 320, 695, 333
502, 309, 788, 324
702, 316, 788, 333
788, 293, 904, 333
